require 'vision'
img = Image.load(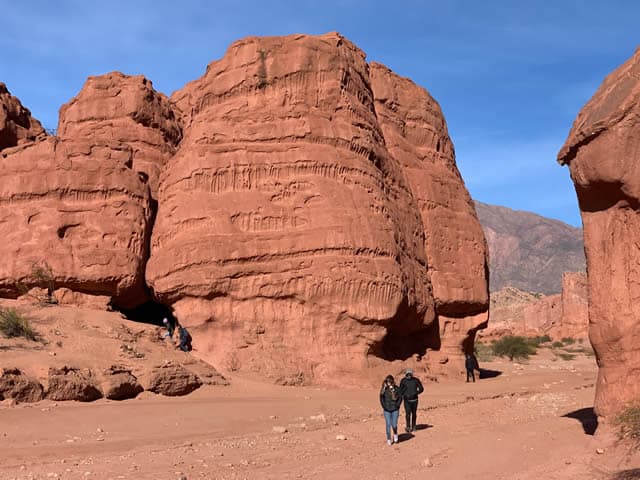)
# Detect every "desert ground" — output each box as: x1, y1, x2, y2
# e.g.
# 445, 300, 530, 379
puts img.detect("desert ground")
2, 316, 636, 480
